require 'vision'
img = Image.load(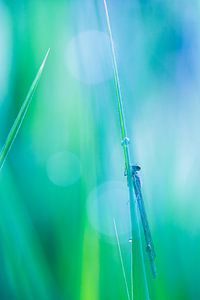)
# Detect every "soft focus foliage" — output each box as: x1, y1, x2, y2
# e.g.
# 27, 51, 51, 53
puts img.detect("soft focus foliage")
0, 0, 199, 299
